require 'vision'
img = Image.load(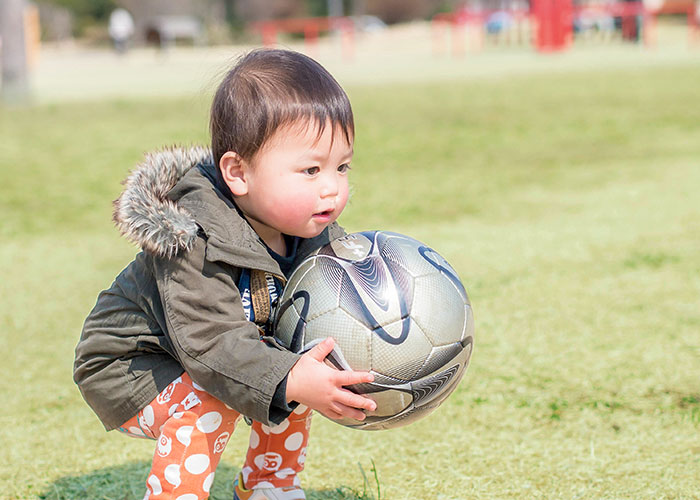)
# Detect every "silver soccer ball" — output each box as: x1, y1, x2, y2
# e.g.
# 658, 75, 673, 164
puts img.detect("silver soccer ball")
274, 231, 474, 430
